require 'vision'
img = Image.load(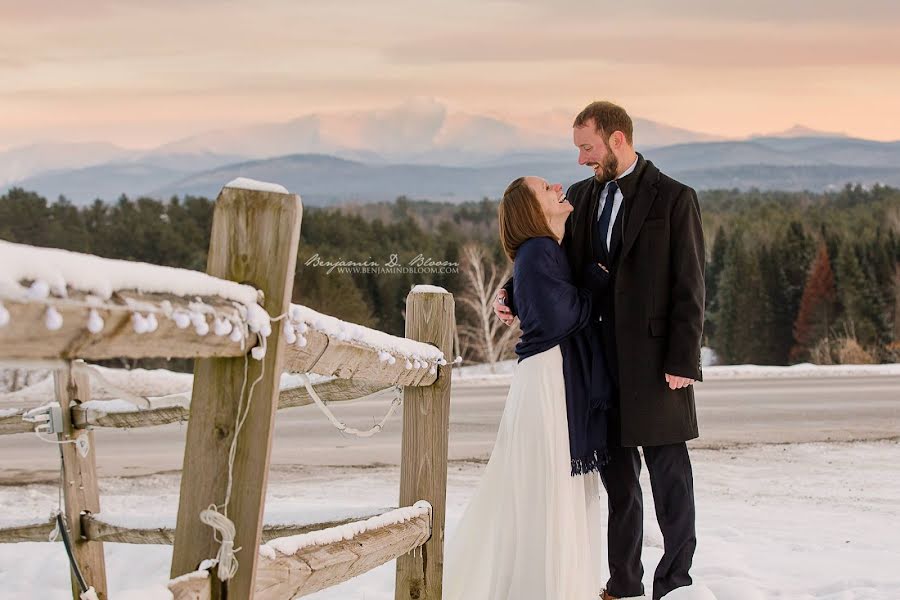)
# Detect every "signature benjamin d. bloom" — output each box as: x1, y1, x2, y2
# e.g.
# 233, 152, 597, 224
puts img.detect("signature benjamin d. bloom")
305, 253, 459, 274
